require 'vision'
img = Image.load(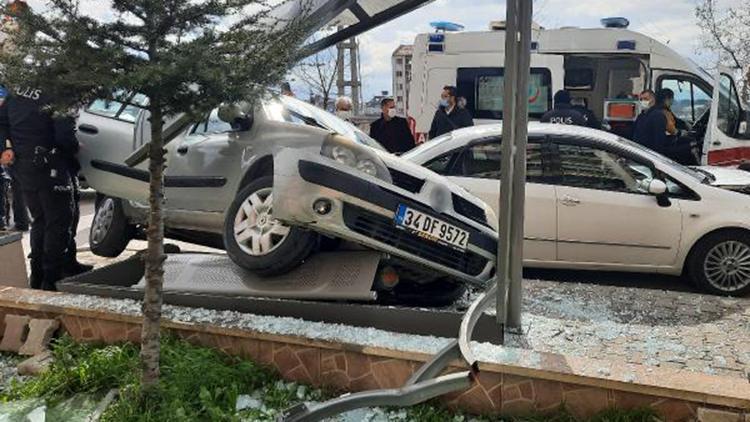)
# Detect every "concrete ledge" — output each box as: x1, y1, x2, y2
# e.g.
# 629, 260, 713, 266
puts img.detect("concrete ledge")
0, 287, 746, 420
